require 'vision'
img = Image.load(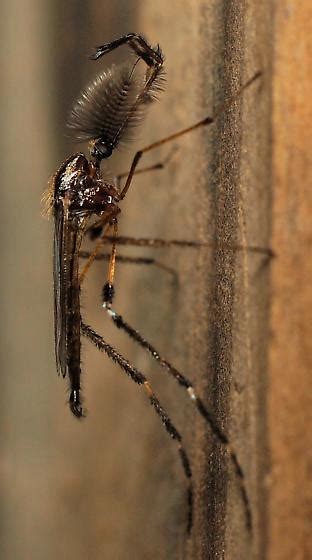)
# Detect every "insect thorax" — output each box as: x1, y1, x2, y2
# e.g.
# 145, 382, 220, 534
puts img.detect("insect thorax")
53, 153, 119, 215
